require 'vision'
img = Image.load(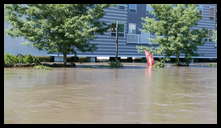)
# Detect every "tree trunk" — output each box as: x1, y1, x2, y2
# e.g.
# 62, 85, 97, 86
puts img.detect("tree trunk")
63, 52, 67, 66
